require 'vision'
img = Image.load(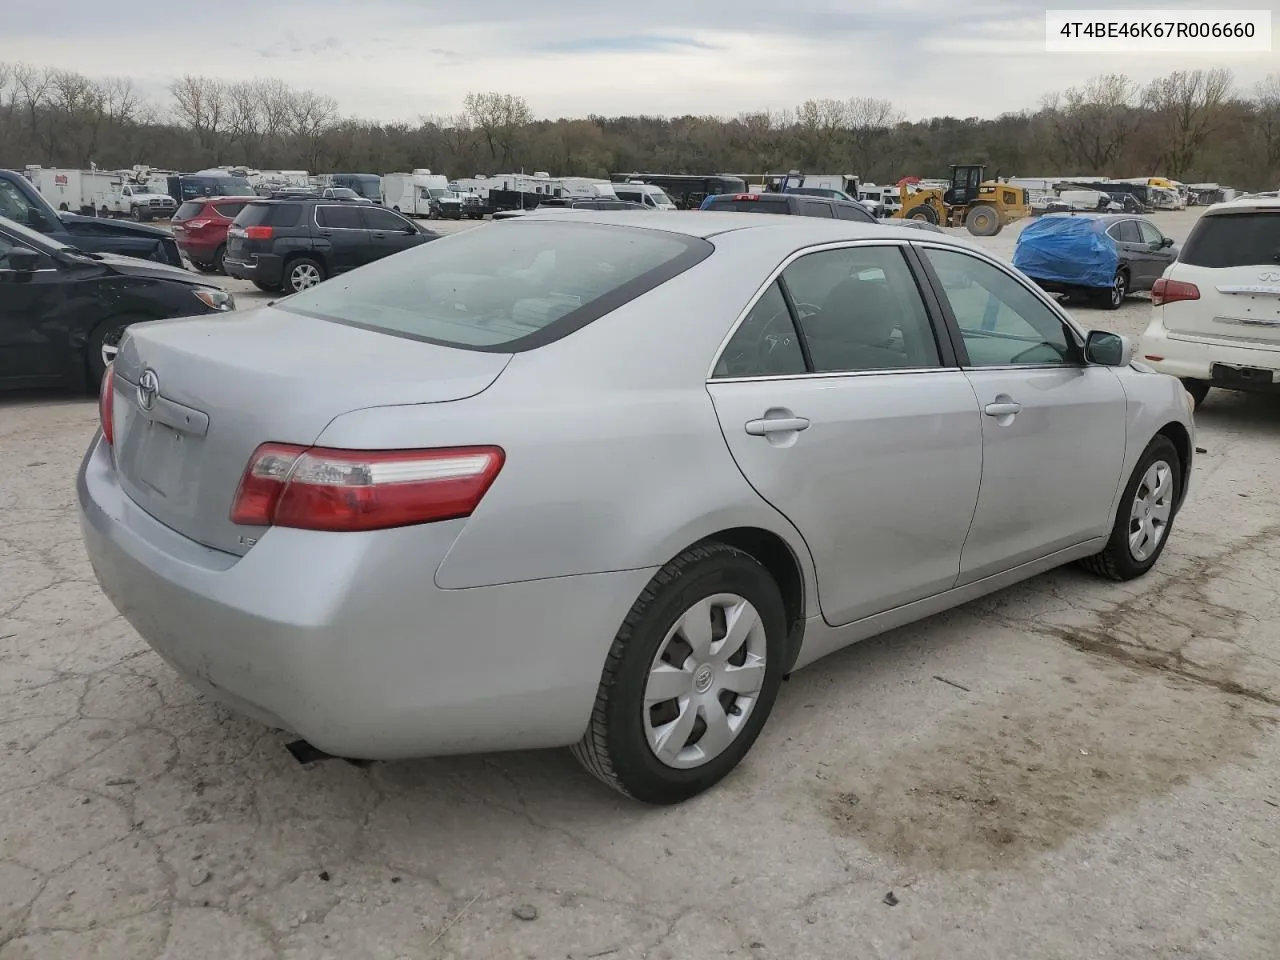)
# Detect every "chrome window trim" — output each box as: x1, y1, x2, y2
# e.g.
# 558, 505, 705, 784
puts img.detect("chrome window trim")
910, 240, 1089, 349
705, 238, 920, 382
